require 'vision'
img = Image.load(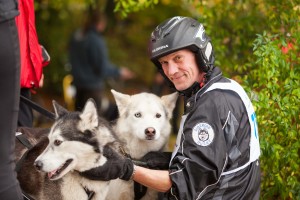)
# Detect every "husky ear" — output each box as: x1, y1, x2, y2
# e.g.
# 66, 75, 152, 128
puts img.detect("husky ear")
80, 98, 99, 128
52, 100, 68, 118
161, 92, 178, 119
111, 89, 131, 116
